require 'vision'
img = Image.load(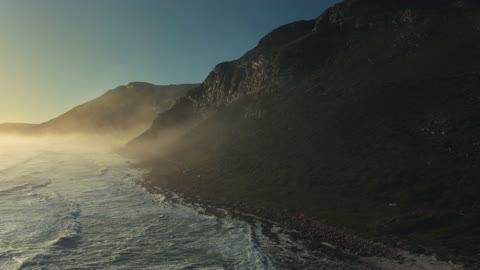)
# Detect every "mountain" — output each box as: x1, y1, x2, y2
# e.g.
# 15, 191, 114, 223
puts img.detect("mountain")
127, 0, 480, 266
0, 82, 198, 137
